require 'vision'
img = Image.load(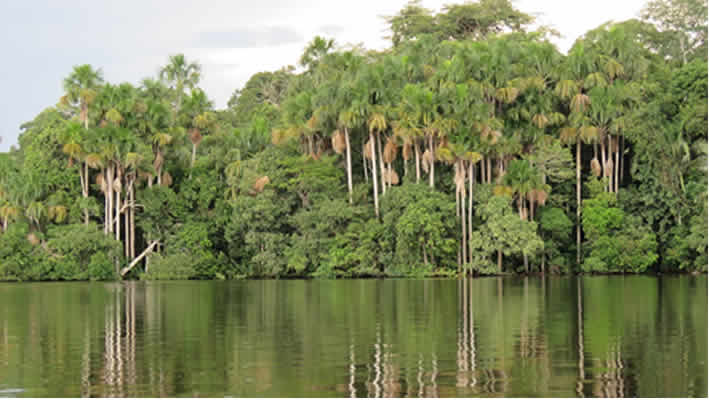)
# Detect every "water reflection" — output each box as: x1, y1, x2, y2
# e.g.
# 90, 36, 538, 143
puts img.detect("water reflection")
0, 276, 705, 397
